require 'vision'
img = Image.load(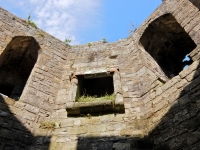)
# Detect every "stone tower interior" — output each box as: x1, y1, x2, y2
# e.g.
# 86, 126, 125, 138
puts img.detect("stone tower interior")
1, 0, 200, 149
